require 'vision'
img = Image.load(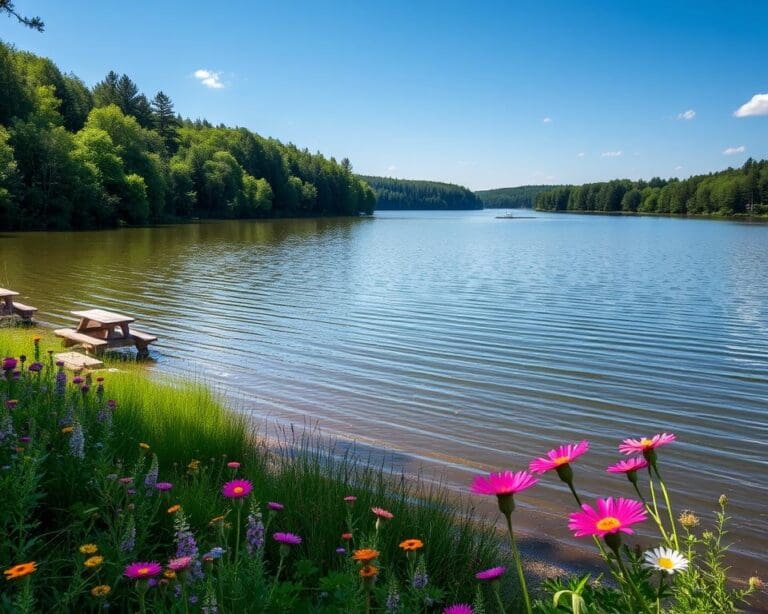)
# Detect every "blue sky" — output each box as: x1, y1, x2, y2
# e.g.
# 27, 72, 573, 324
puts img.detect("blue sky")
2, 0, 767, 189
